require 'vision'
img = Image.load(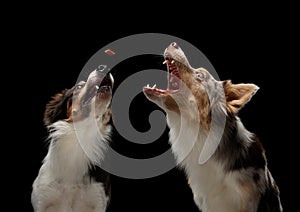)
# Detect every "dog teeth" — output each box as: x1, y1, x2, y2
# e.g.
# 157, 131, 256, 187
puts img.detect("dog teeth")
171, 60, 175, 64
146, 84, 156, 88
95, 85, 99, 90
163, 60, 168, 64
